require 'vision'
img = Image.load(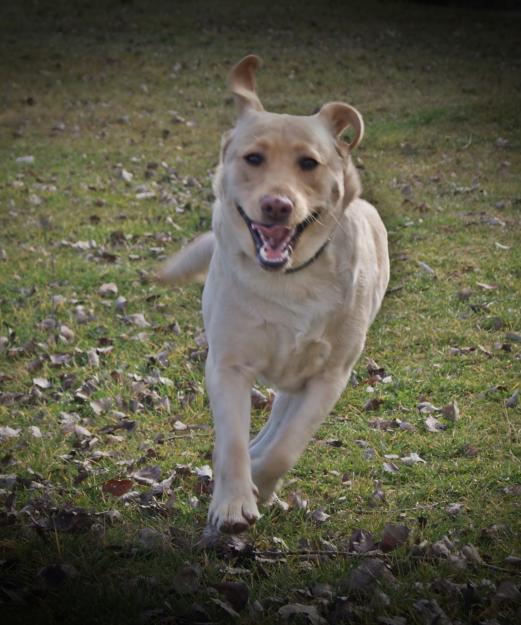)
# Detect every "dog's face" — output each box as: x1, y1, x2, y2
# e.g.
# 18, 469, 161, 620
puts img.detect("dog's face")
214, 55, 364, 272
